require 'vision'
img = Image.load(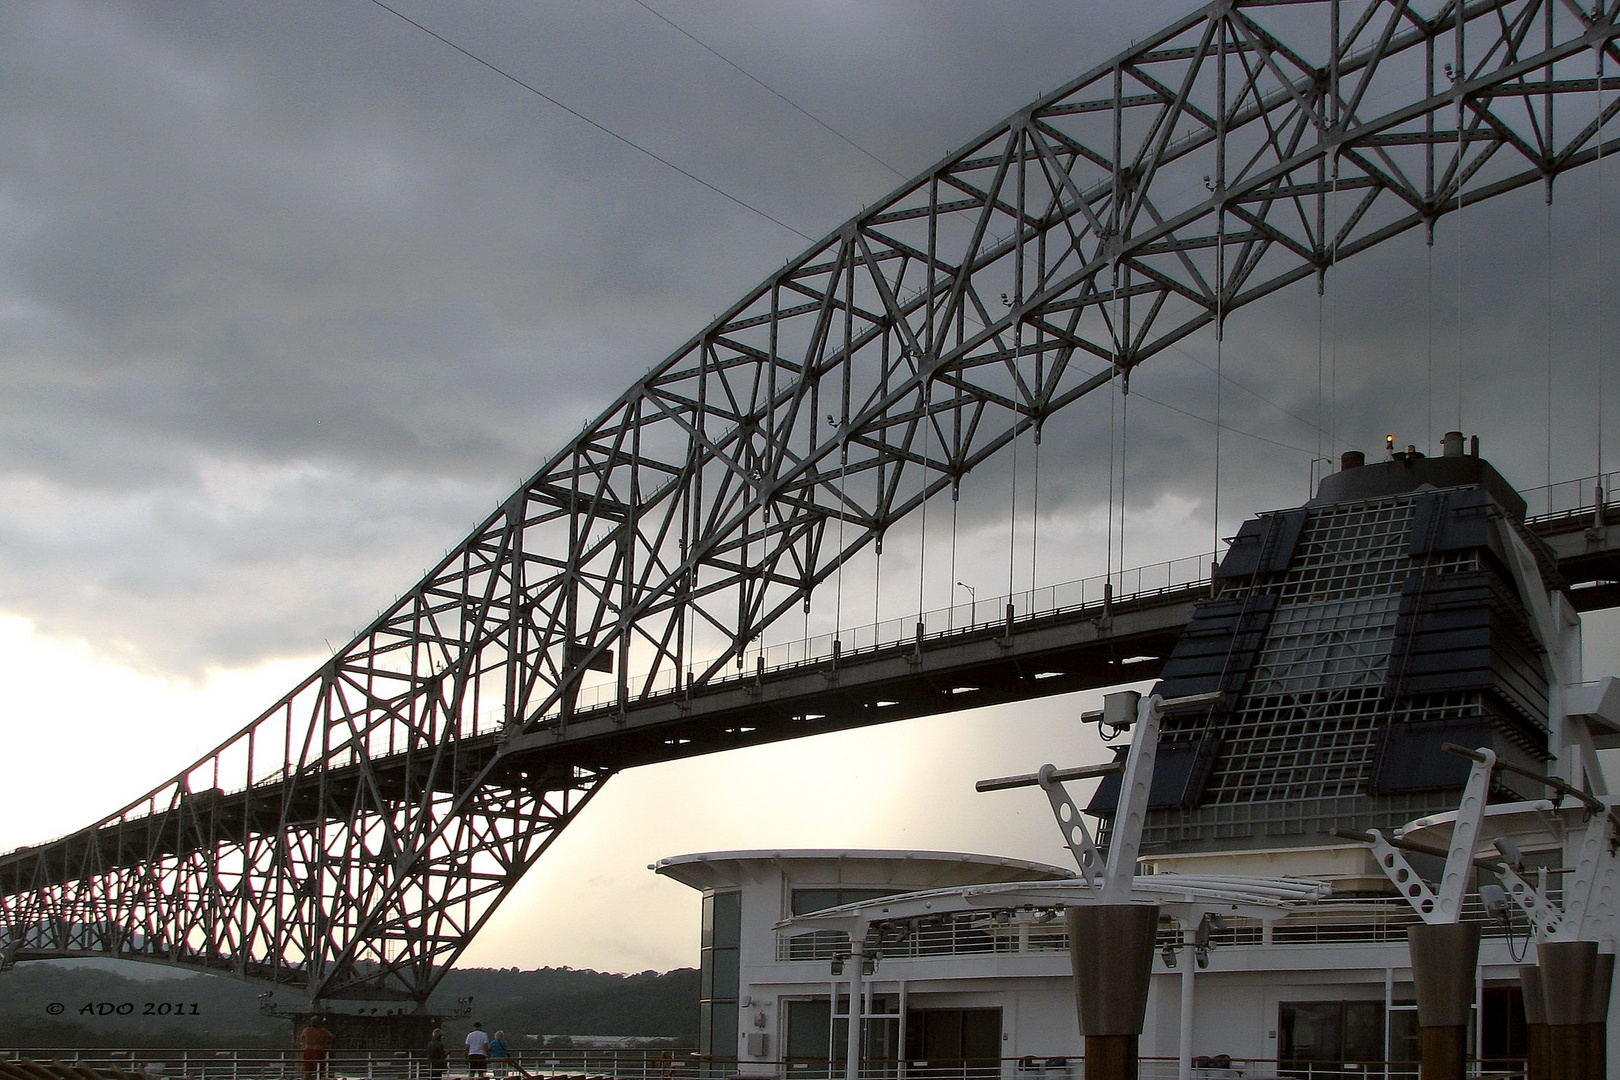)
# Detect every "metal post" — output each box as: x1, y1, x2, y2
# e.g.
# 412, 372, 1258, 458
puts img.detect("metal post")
897, 978, 908, 1080
1539, 939, 1598, 1080
1407, 922, 1479, 1080
845, 944, 863, 1080
1067, 904, 1159, 1080
1178, 925, 1196, 1080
